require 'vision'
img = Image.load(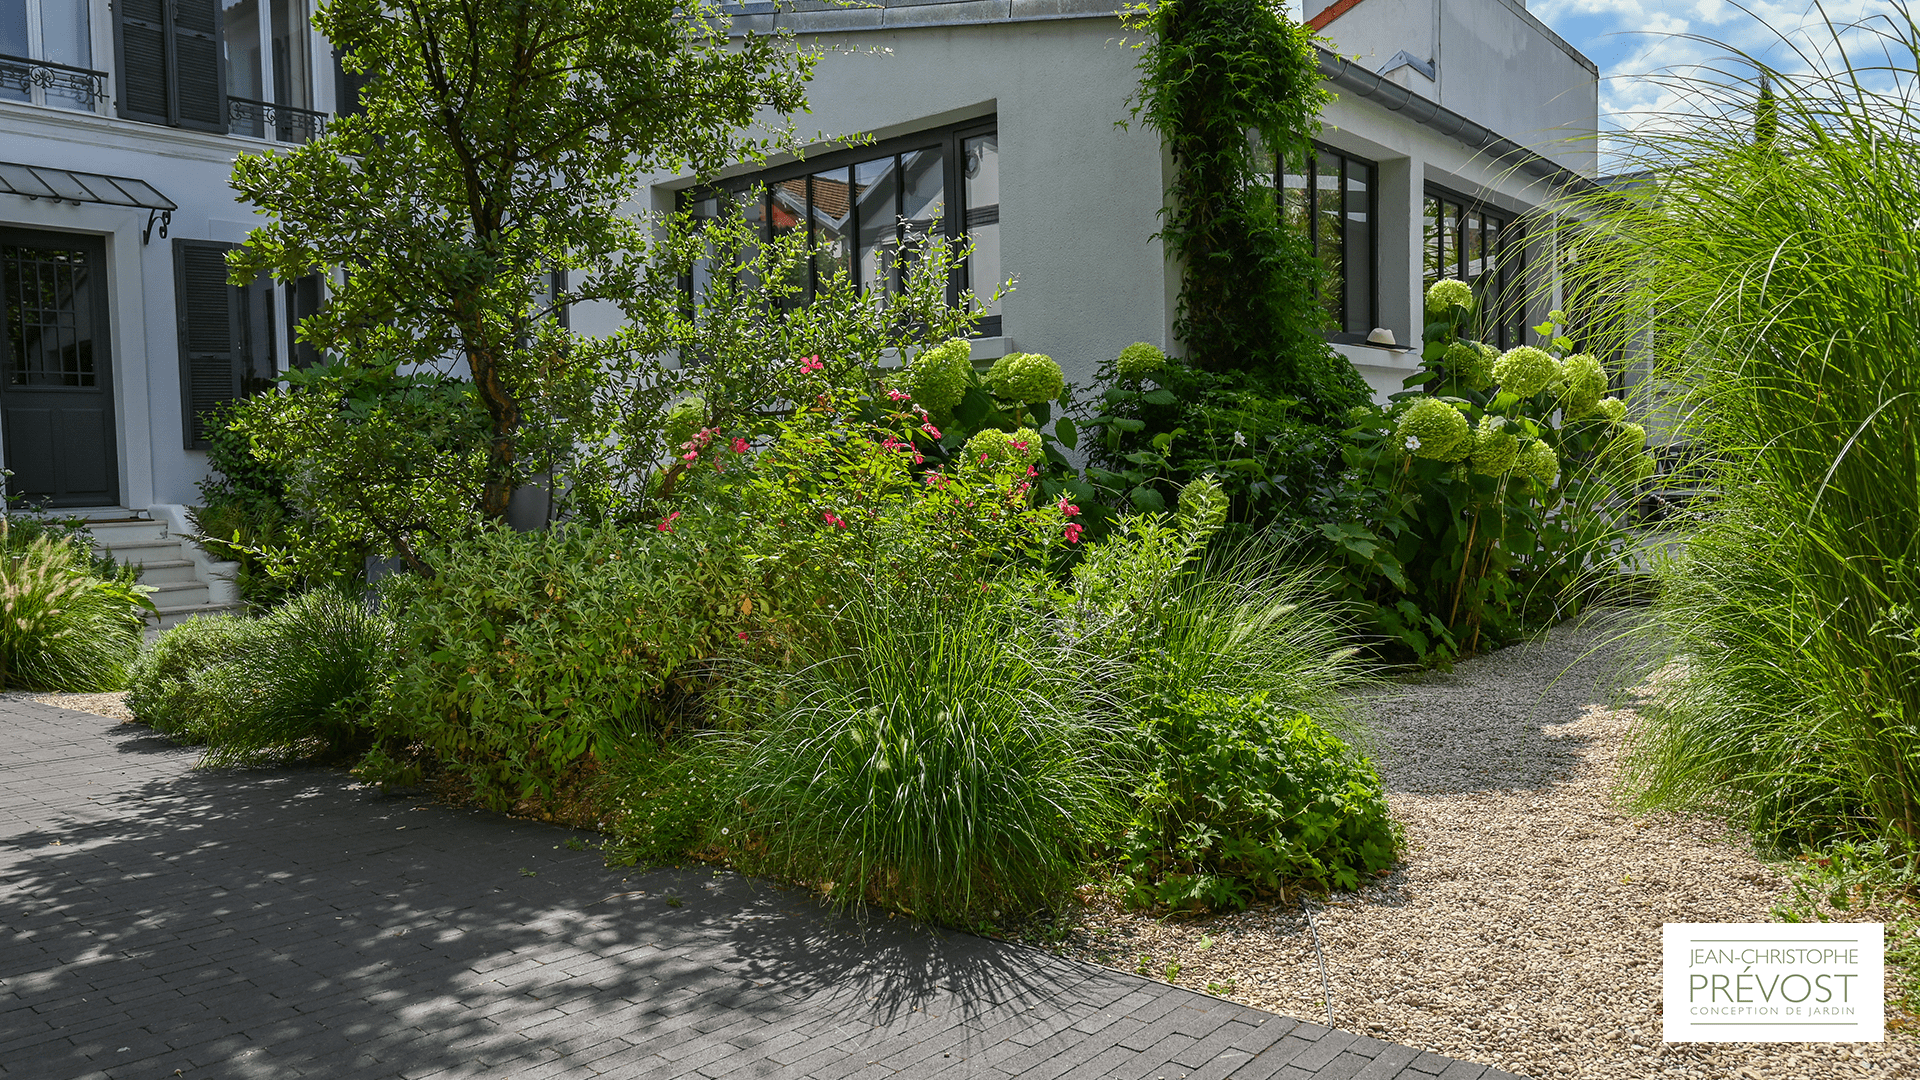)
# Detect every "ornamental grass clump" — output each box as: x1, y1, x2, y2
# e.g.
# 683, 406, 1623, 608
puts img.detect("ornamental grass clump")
0, 535, 147, 692
1556, 9, 1920, 849
712, 591, 1114, 923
